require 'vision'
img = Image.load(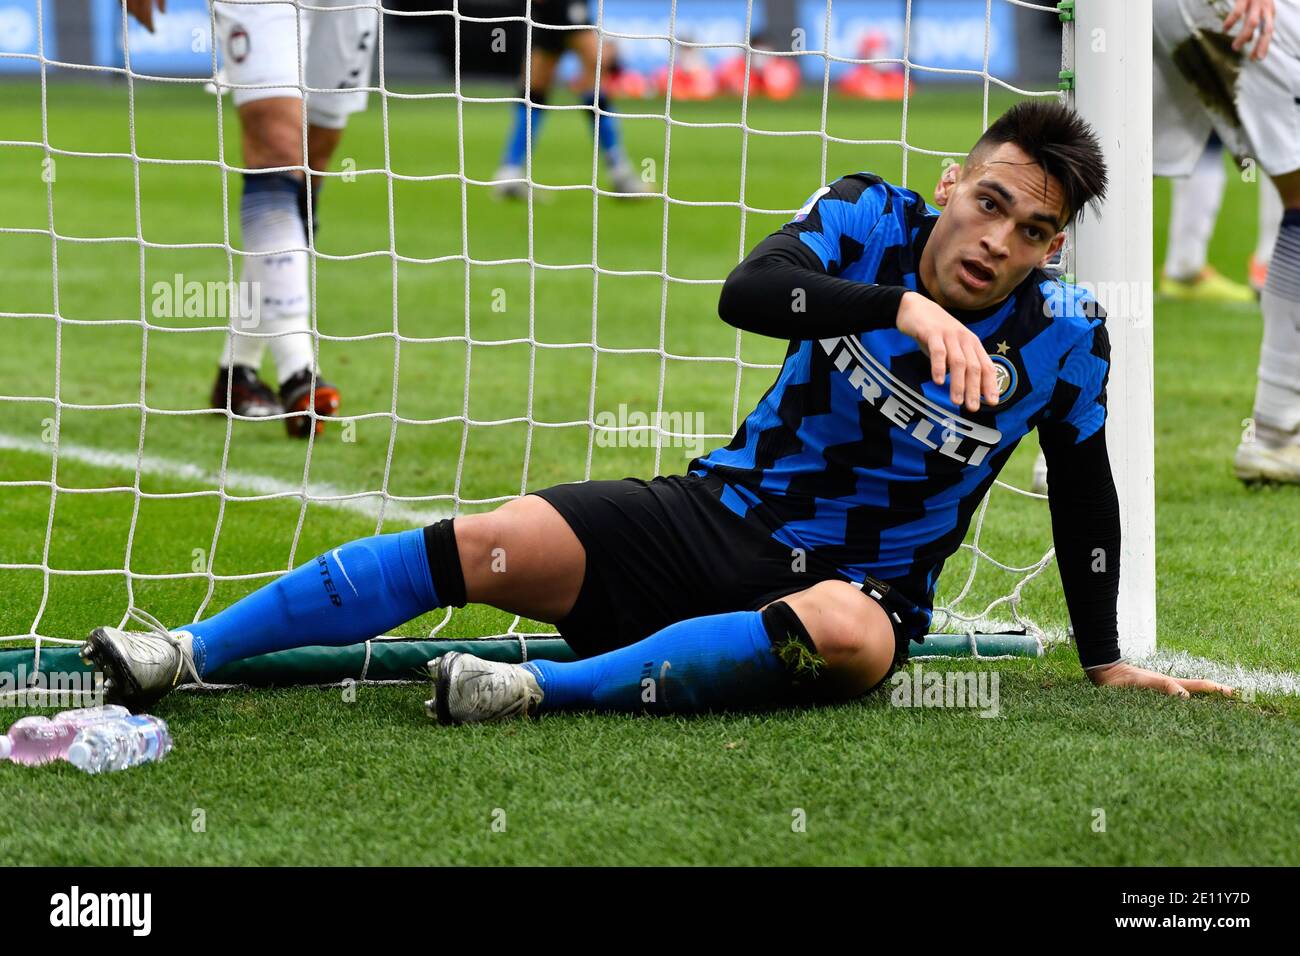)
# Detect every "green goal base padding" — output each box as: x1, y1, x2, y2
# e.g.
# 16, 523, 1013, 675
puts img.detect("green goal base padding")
0, 632, 1040, 690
